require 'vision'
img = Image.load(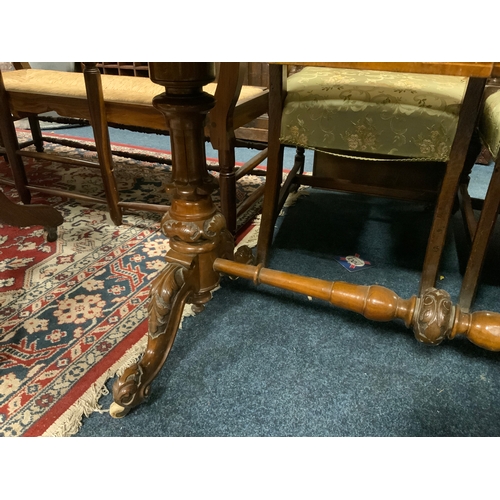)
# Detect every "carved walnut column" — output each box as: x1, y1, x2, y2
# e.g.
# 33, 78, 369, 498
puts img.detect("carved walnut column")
111, 63, 236, 417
